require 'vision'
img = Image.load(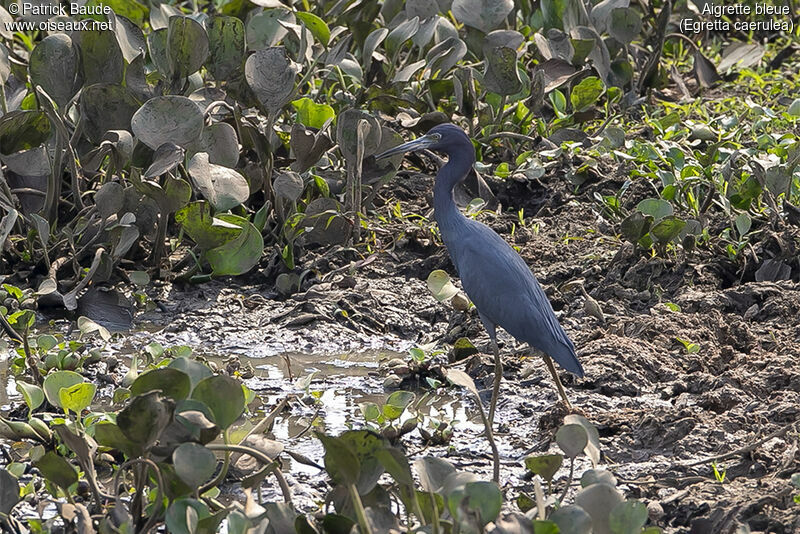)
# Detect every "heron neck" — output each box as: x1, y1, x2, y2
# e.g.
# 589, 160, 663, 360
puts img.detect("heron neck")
433, 154, 473, 232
